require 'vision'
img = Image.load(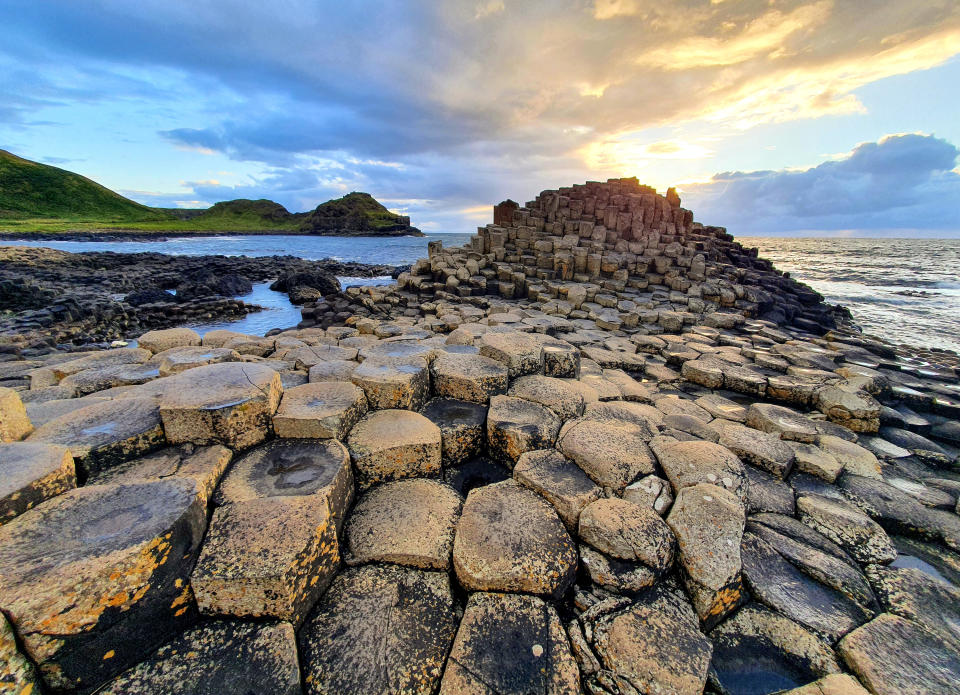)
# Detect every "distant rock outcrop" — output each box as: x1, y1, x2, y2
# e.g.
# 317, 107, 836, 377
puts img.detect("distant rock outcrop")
299, 192, 423, 237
